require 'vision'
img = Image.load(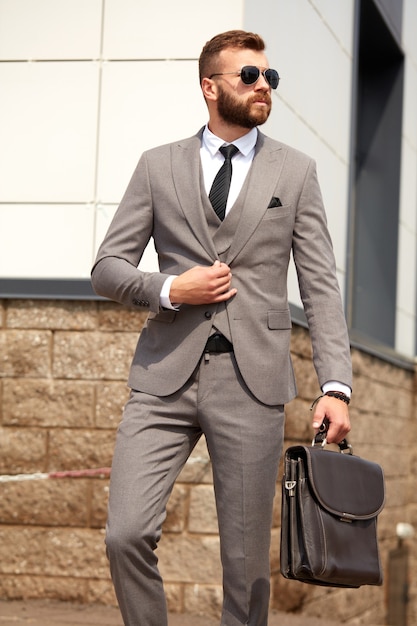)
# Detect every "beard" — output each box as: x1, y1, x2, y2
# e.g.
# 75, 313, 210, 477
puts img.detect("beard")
216, 84, 272, 128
